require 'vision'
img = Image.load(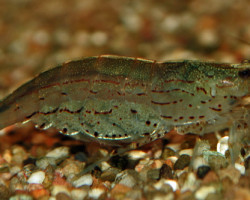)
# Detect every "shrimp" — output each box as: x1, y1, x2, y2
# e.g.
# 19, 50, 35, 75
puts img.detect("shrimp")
0, 55, 249, 160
